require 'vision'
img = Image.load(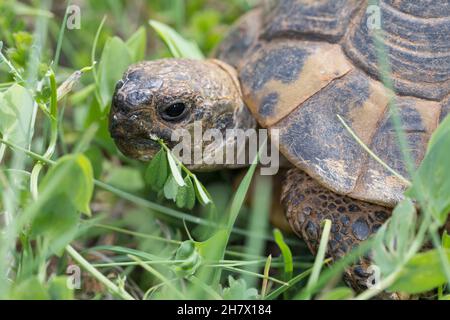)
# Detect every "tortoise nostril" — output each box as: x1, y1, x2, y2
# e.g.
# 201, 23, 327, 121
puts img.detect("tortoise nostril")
112, 89, 152, 113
